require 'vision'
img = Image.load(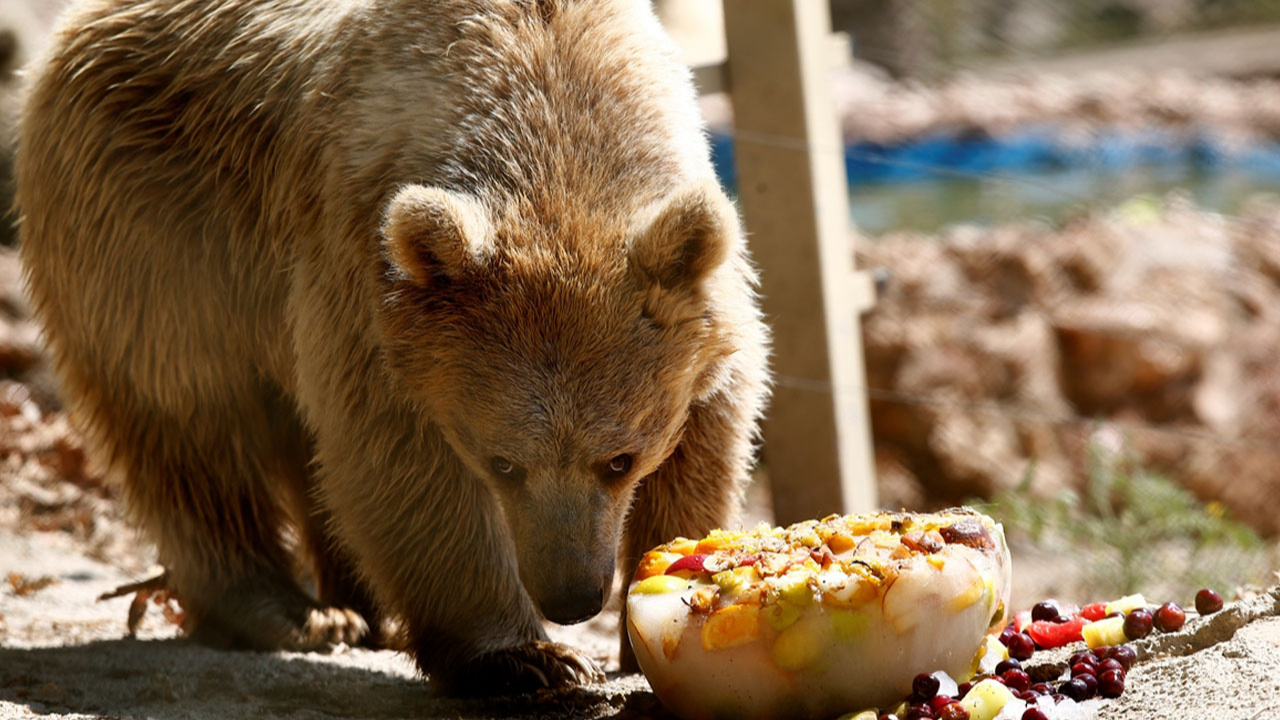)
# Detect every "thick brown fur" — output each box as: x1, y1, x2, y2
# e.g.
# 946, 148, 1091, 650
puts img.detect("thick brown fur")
15, 0, 769, 693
